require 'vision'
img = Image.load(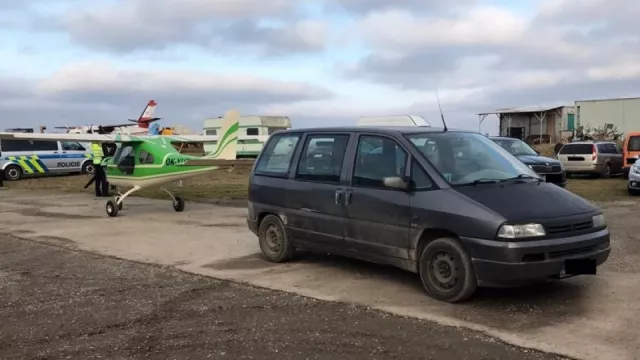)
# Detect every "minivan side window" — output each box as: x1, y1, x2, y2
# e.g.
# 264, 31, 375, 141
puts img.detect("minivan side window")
31, 141, 58, 151
411, 160, 433, 190
295, 135, 350, 184
352, 135, 407, 189
596, 144, 607, 153
255, 134, 300, 176
0, 139, 57, 152
61, 141, 85, 151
